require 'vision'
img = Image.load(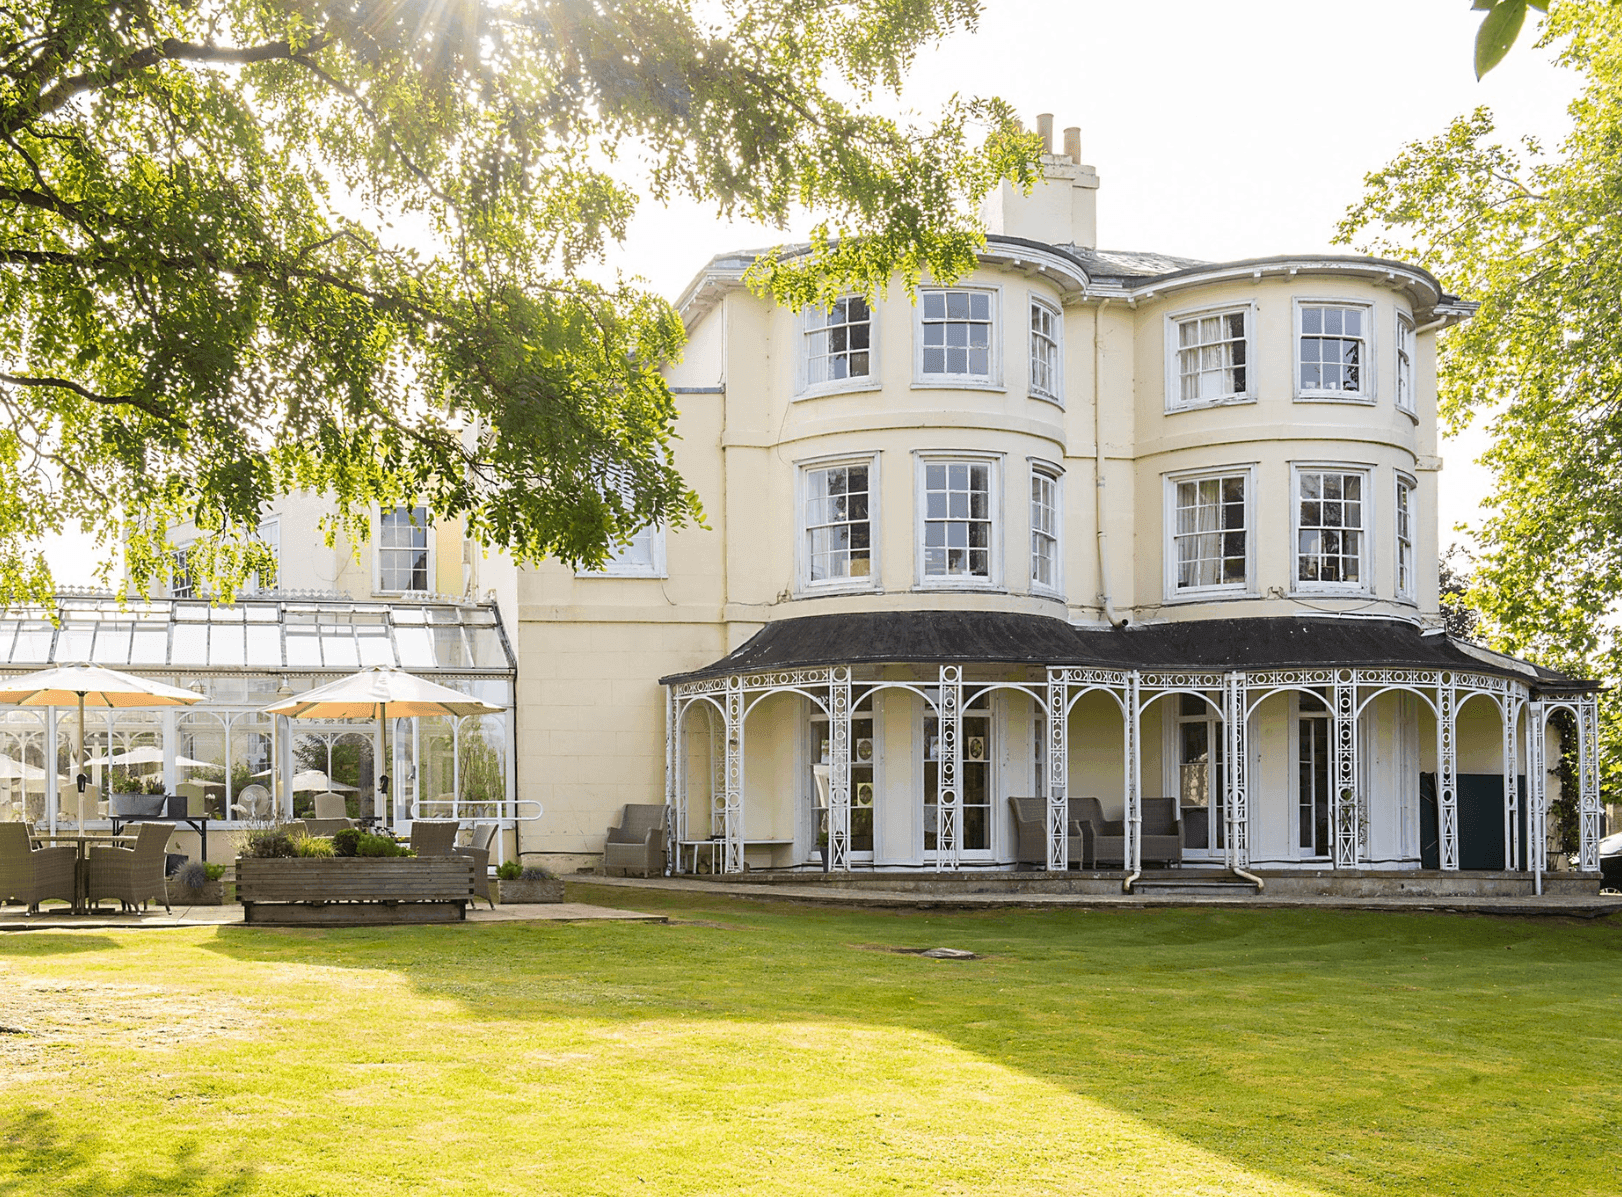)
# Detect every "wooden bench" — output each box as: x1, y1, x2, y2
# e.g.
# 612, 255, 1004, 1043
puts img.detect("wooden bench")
236, 858, 475, 925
